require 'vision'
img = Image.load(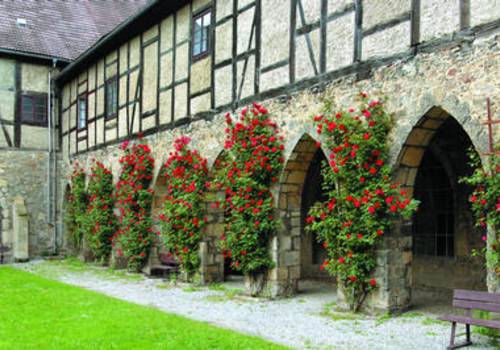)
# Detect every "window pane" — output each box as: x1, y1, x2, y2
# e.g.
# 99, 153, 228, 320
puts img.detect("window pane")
203, 12, 211, 26
22, 96, 33, 121
192, 9, 211, 58
106, 79, 117, 116
194, 17, 202, 31
78, 99, 86, 128
193, 41, 201, 56
201, 34, 208, 52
